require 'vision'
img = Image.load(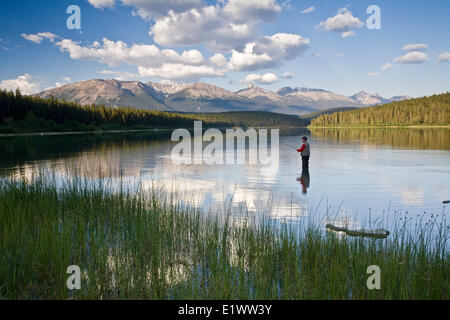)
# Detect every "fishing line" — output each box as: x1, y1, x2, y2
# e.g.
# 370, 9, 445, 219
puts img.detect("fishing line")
281, 142, 299, 150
